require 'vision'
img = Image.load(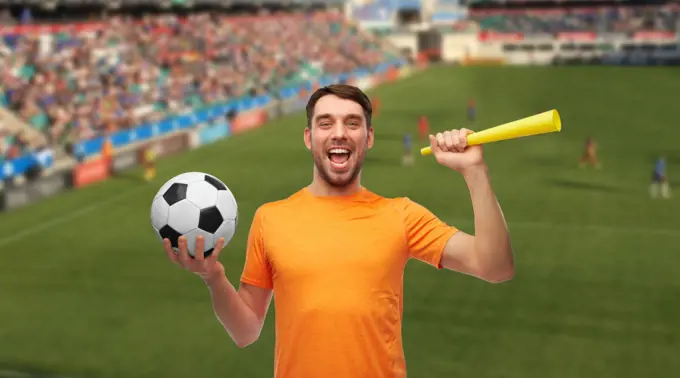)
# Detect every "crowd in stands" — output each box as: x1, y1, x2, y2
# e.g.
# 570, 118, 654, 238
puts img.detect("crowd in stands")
0, 11, 396, 163
470, 4, 680, 34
